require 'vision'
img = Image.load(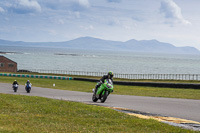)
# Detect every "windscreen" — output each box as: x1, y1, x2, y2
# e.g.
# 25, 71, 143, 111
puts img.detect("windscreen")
106, 79, 113, 85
